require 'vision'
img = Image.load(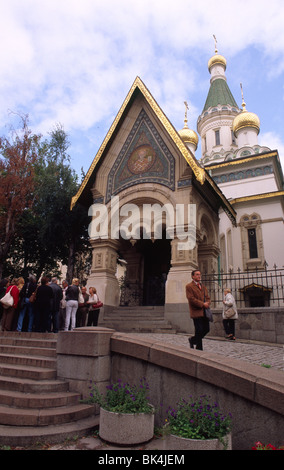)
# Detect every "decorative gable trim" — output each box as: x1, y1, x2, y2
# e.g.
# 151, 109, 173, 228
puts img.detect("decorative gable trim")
105, 109, 175, 202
